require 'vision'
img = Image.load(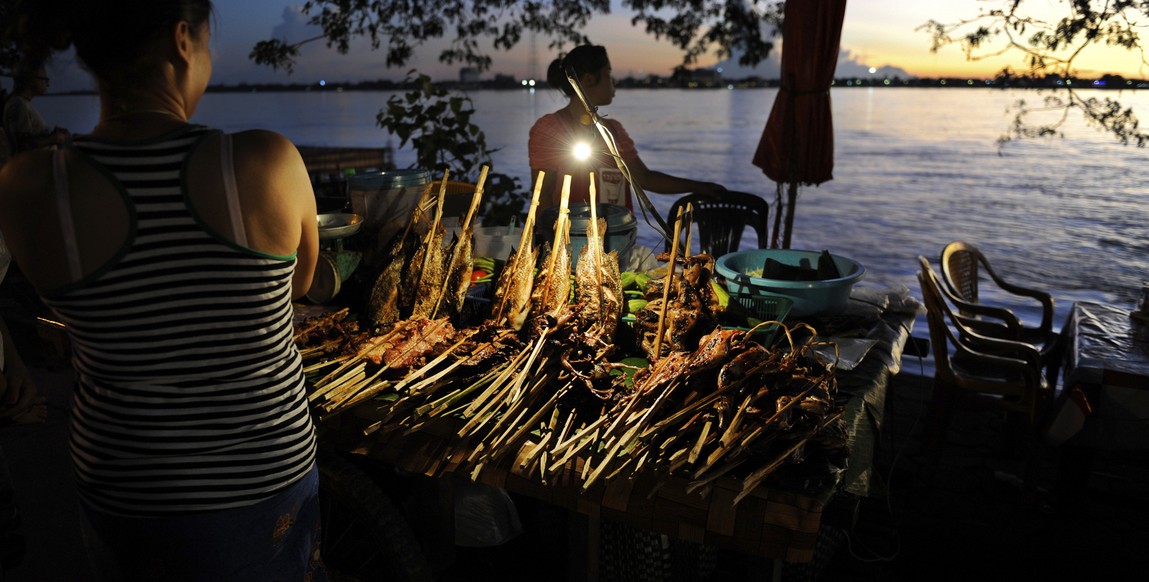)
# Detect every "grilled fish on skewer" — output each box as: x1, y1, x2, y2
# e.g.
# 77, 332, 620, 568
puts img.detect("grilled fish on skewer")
491, 241, 538, 331
435, 166, 489, 319
530, 175, 573, 327
411, 172, 451, 318
437, 232, 472, 319
574, 176, 623, 340
366, 188, 437, 330
574, 239, 622, 338
490, 171, 544, 330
